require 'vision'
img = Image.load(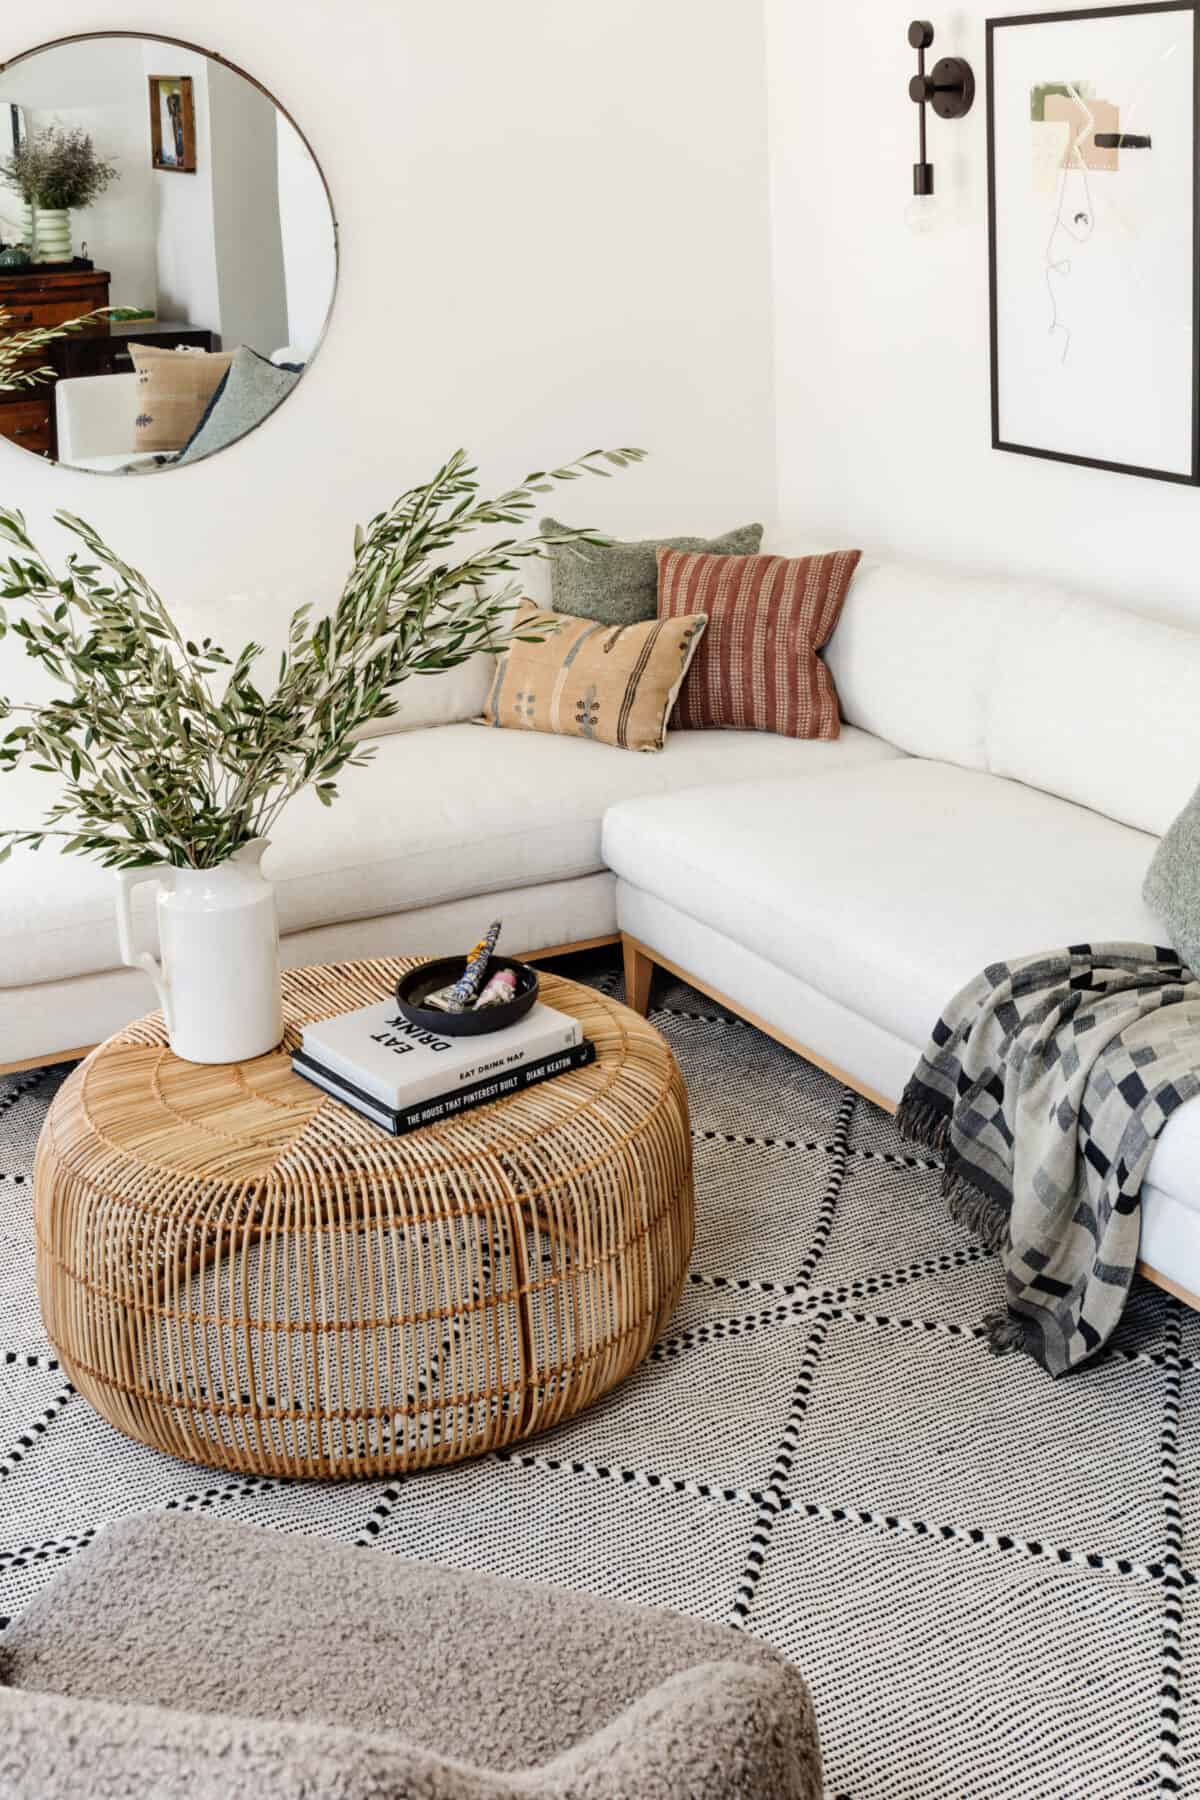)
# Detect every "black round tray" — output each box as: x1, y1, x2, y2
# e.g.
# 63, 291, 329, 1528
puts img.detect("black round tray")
394, 956, 539, 1037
